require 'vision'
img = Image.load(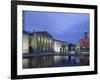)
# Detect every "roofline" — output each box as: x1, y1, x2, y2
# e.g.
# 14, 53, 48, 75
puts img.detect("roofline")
23, 31, 53, 38
23, 31, 68, 44
53, 39, 68, 44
